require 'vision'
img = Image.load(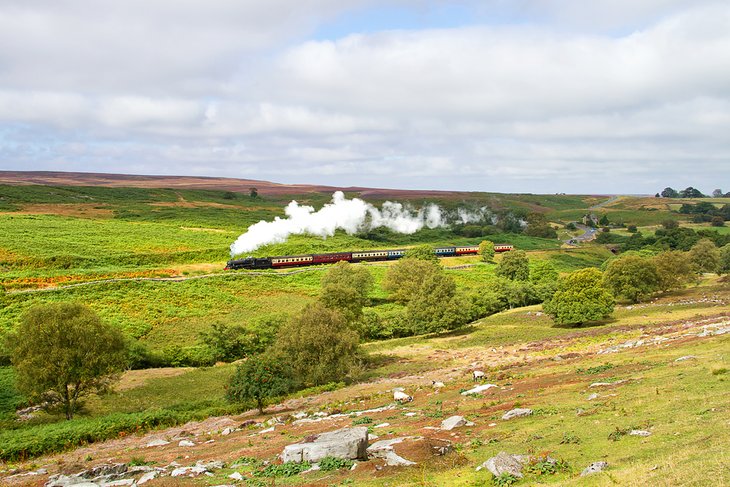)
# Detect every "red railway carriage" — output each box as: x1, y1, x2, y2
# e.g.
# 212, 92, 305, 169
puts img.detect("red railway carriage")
311, 252, 353, 264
